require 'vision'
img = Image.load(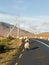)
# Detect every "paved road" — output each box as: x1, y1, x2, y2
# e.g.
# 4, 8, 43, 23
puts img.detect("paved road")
16, 38, 49, 65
